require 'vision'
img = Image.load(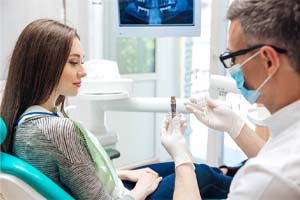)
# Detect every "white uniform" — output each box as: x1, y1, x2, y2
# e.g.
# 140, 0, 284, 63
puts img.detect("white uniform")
228, 101, 300, 200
